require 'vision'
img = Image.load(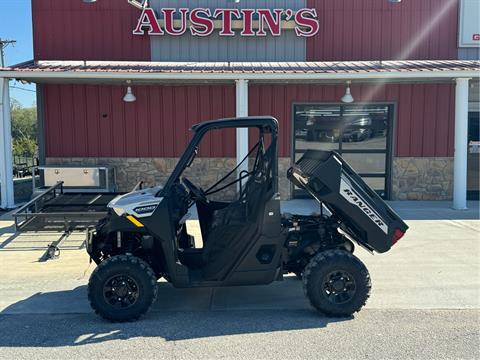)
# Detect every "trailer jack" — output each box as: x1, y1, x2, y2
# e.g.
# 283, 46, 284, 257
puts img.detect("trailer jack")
39, 231, 72, 262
